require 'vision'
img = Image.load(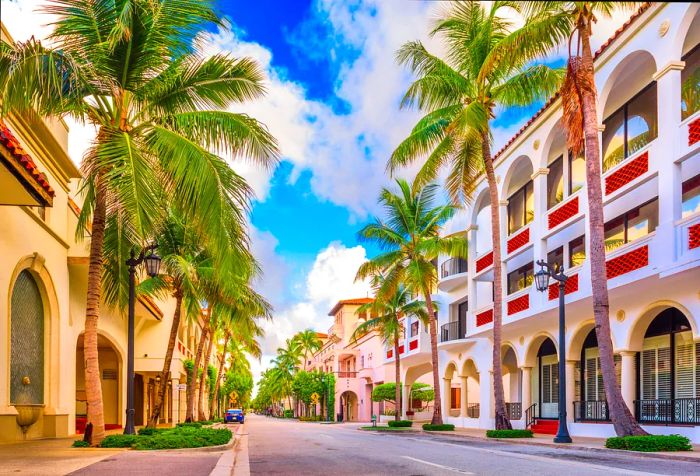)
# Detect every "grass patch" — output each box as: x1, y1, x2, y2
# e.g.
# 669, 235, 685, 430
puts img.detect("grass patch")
360, 426, 414, 432
486, 429, 533, 439
99, 426, 232, 450
299, 416, 322, 422
422, 424, 455, 431
176, 421, 203, 429
387, 420, 413, 428
72, 440, 90, 448
605, 434, 692, 452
